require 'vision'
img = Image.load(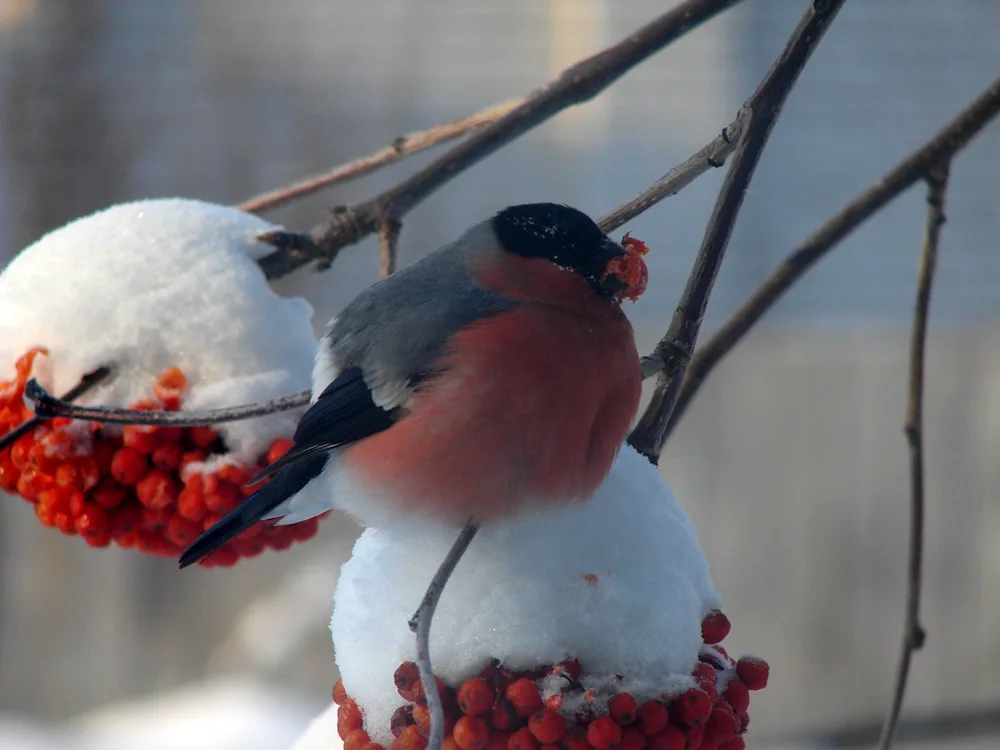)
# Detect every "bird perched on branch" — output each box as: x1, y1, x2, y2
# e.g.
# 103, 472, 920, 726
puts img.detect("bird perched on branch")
179, 203, 648, 568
